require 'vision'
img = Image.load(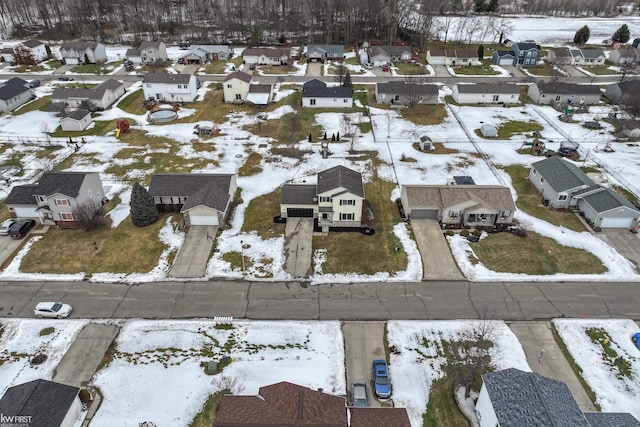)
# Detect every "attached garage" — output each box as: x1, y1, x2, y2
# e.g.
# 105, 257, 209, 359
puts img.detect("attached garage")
599, 216, 634, 229
578, 188, 640, 229
186, 205, 220, 226
287, 208, 314, 217
409, 209, 439, 220
11, 206, 40, 219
